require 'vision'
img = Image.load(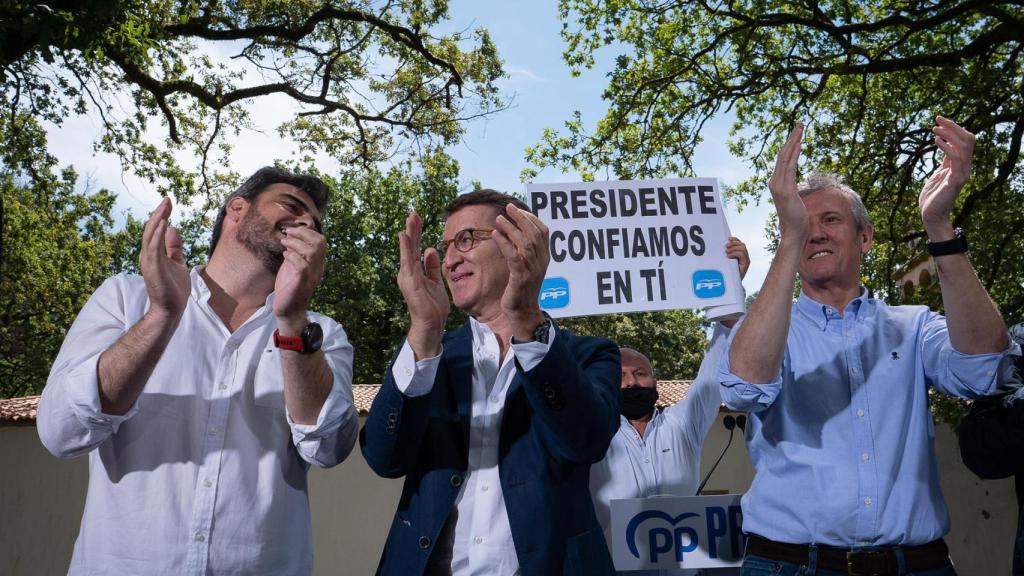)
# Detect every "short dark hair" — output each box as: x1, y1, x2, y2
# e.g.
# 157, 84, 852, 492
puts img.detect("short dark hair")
210, 167, 331, 254
444, 188, 531, 219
